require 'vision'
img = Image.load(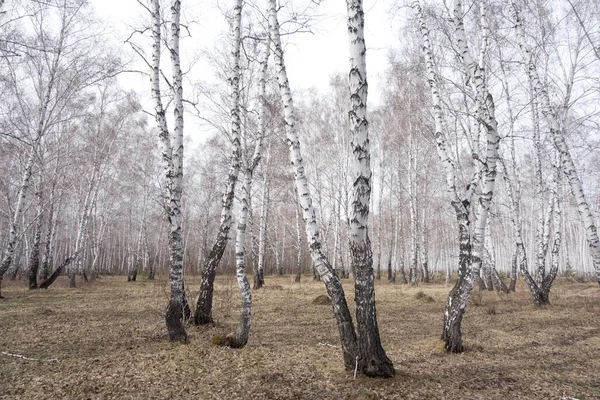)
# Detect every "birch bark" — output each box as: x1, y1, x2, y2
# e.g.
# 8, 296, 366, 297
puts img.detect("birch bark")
148, 0, 187, 341
268, 0, 358, 370
194, 0, 244, 325
415, 0, 500, 352
221, 28, 268, 349
345, 0, 394, 377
